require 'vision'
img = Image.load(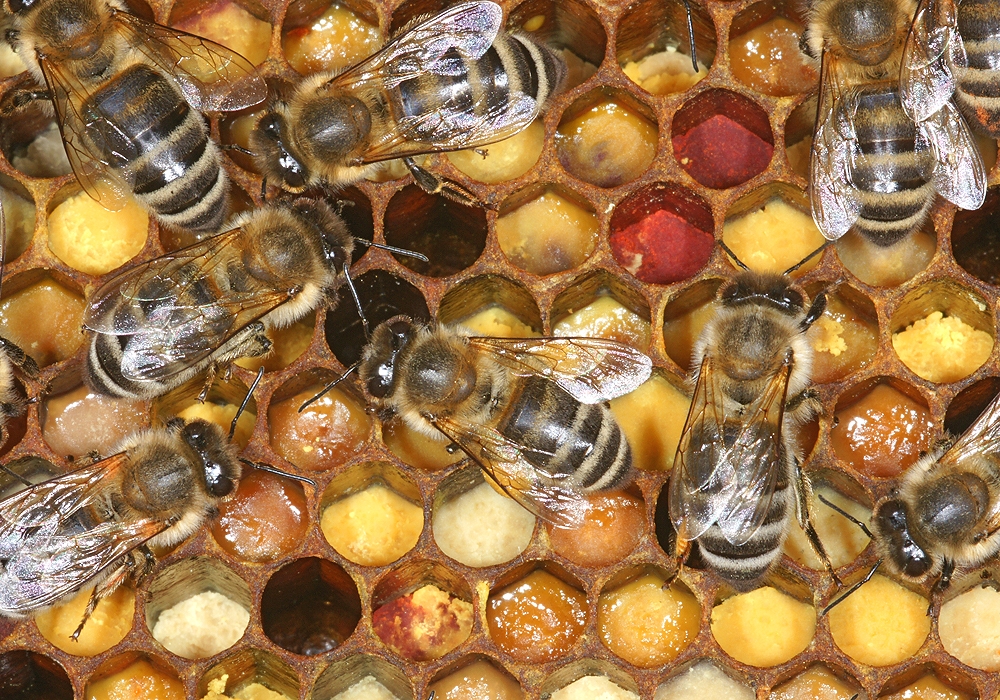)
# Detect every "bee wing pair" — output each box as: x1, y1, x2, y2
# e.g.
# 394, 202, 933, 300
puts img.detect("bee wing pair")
669, 355, 790, 546
39, 11, 265, 212
0, 454, 167, 615
436, 336, 652, 528
83, 228, 291, 382
325, 0, 539, 163
900, 0, 966, 122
